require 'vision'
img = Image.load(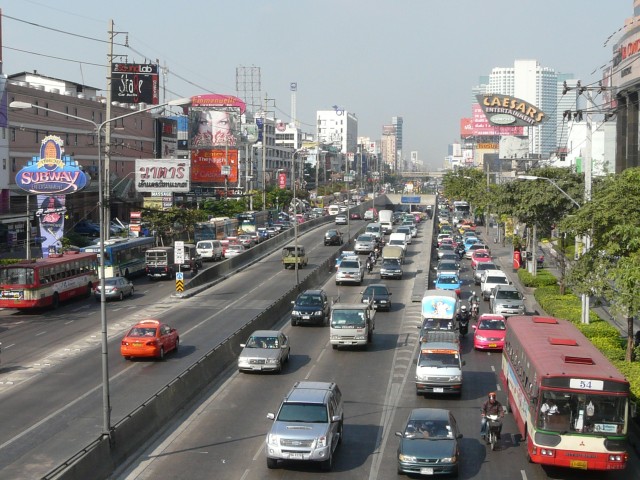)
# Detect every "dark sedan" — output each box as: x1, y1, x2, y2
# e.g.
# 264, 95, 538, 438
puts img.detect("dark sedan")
290, 289, 331, 326
324, 229, 344, 246
360, 283, 392, 311
396, 408, 462, 477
